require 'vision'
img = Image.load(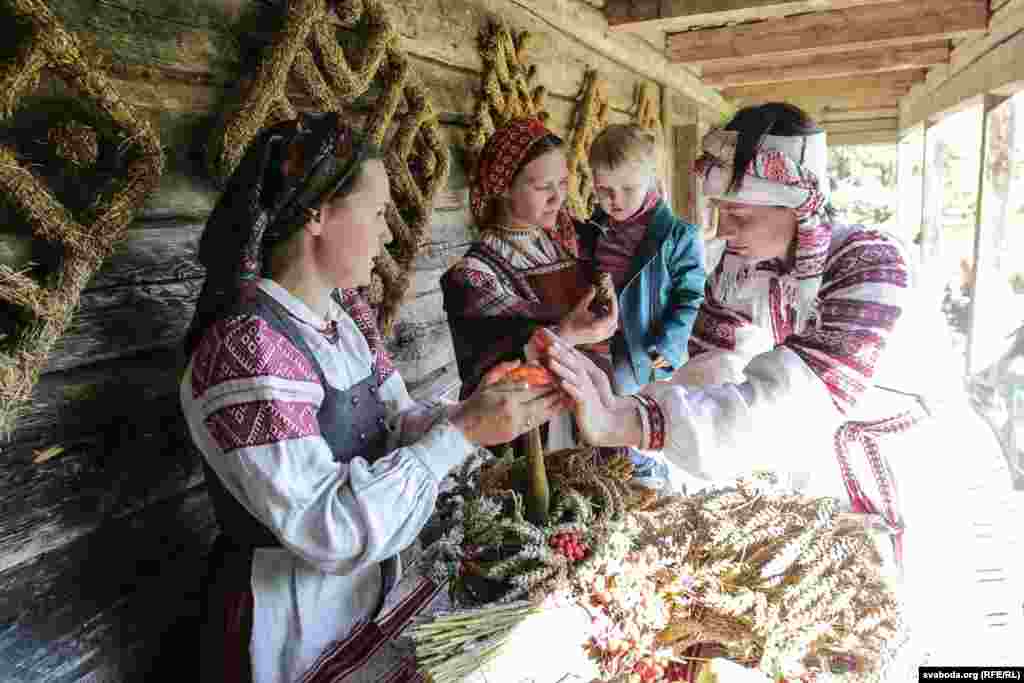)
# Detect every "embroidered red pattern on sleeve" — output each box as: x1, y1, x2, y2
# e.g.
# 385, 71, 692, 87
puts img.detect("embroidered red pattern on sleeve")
449, 264, 543, 319
632, 393, 666, 451
687, 229, 908, 415
191, 315, 319, 397
337, 288, 396, 385
206, 400, 321, 453
191, 315, 323, 452
786, 237, 907, 413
